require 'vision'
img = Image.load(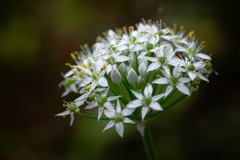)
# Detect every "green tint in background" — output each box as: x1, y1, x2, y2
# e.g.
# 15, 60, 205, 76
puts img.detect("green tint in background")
0, 0, 239, 159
